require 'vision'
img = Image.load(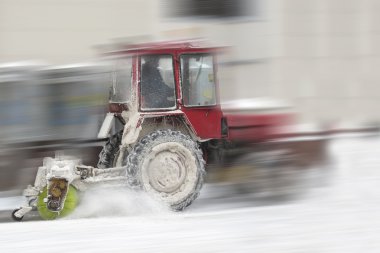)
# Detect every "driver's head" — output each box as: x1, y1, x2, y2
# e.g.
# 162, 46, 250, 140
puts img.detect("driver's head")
144, 55, 159, 67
